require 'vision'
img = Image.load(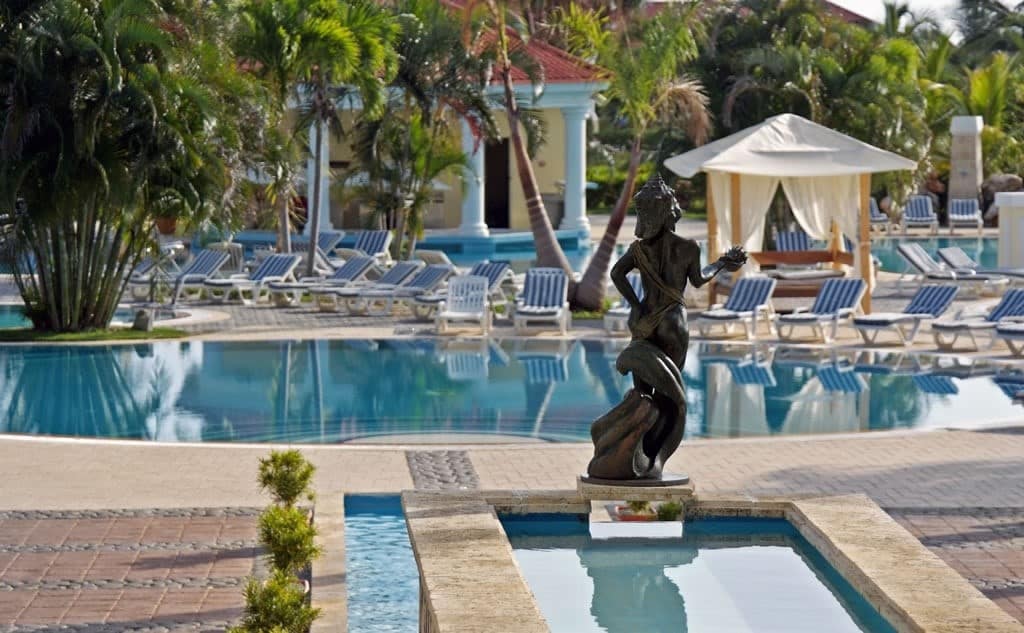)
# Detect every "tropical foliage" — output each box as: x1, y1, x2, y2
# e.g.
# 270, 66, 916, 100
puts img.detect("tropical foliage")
0, 0, 260, 331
